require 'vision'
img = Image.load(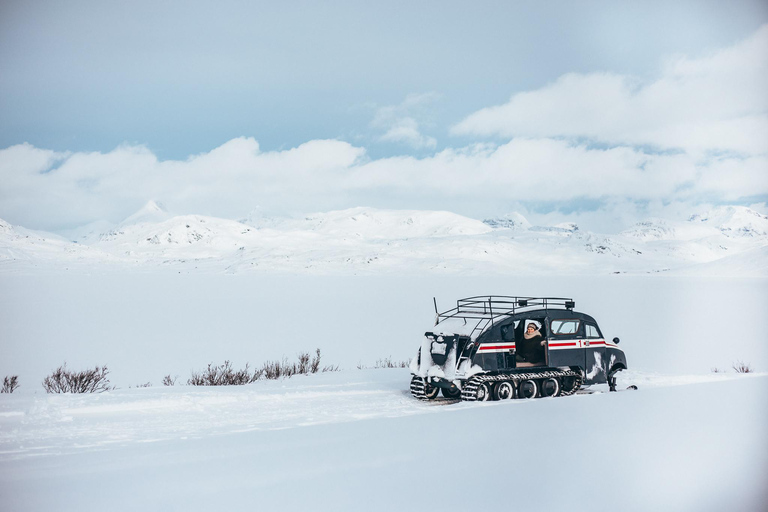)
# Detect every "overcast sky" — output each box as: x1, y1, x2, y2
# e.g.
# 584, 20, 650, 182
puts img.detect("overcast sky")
1, 0, 767, 233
